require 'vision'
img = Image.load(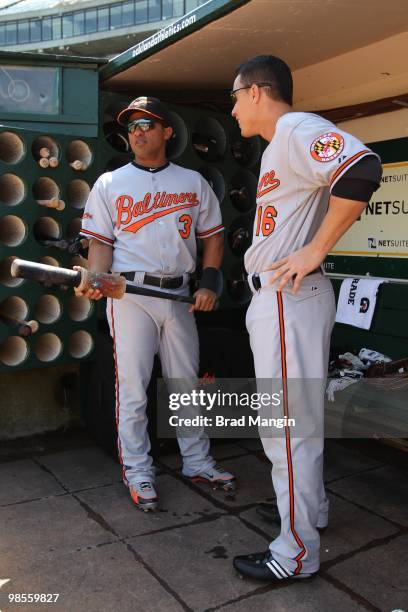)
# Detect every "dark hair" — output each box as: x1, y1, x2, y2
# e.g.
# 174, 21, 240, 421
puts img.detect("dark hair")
235, 55, 293, 105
